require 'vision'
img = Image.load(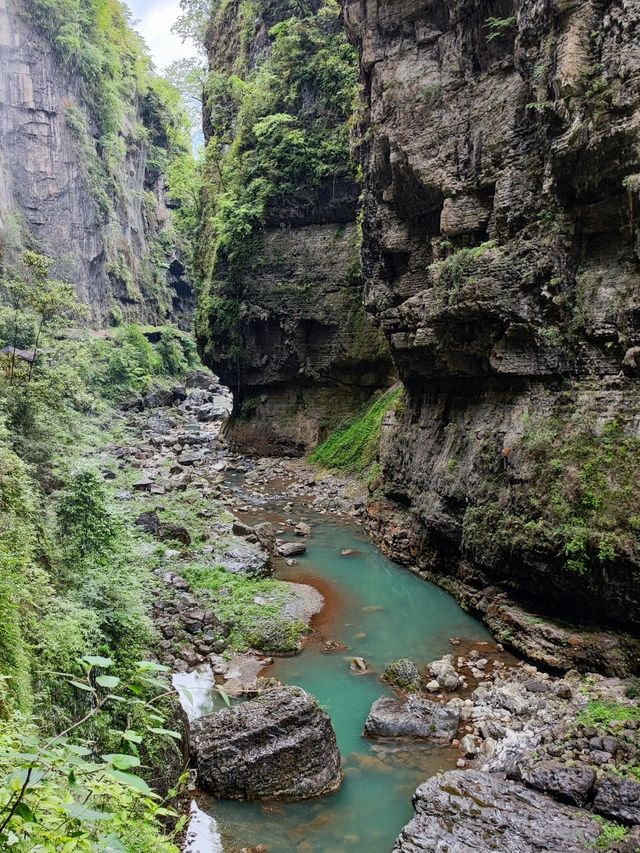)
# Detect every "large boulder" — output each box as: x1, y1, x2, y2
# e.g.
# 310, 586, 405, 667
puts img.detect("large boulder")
394, 770, 601, 852
189, 686, 341, 800
218, 541, 271, 577
520, 760, 596, 807
363, 697, 459, 743
594, 775, 640, 824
